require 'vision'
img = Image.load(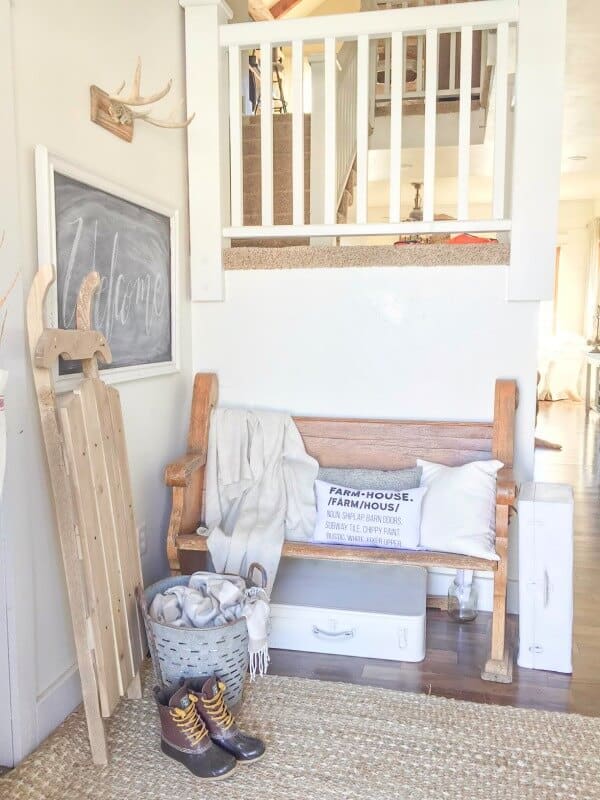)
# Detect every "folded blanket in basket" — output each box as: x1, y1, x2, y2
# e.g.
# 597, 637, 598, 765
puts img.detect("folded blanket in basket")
149, 572, 270, 678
